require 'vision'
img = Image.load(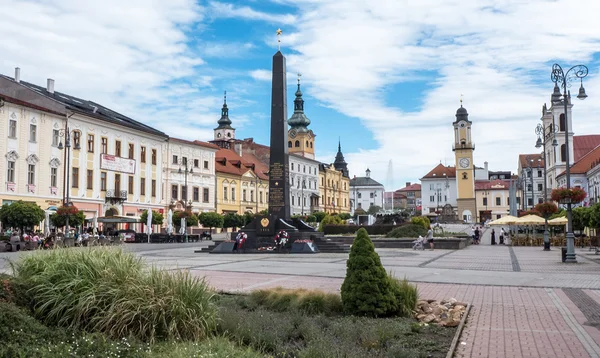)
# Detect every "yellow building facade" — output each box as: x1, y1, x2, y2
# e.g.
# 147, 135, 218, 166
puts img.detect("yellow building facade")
318, 164, 350, 214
